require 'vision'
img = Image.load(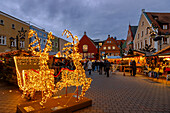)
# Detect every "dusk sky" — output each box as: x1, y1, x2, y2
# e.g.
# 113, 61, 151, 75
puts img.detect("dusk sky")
1, 0, 170, 42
